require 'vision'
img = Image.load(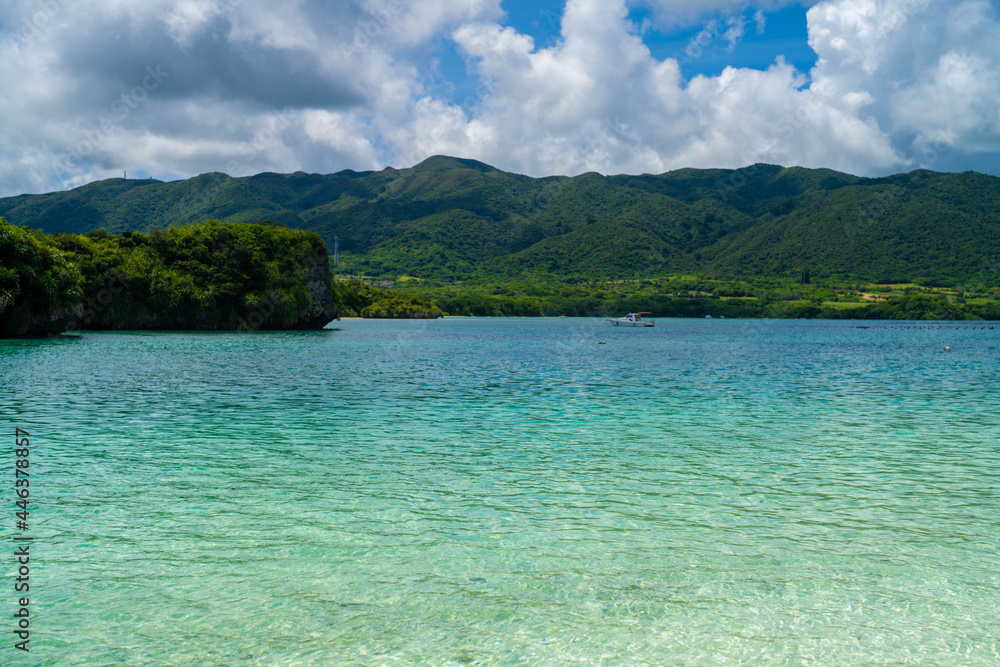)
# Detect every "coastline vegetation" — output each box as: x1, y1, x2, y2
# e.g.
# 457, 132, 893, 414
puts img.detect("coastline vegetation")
374, 276, 1000, 320
1, 218, 340, 336
0, 219, 83, 336
361, 294, 443, 319
5, 213, 997, 335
